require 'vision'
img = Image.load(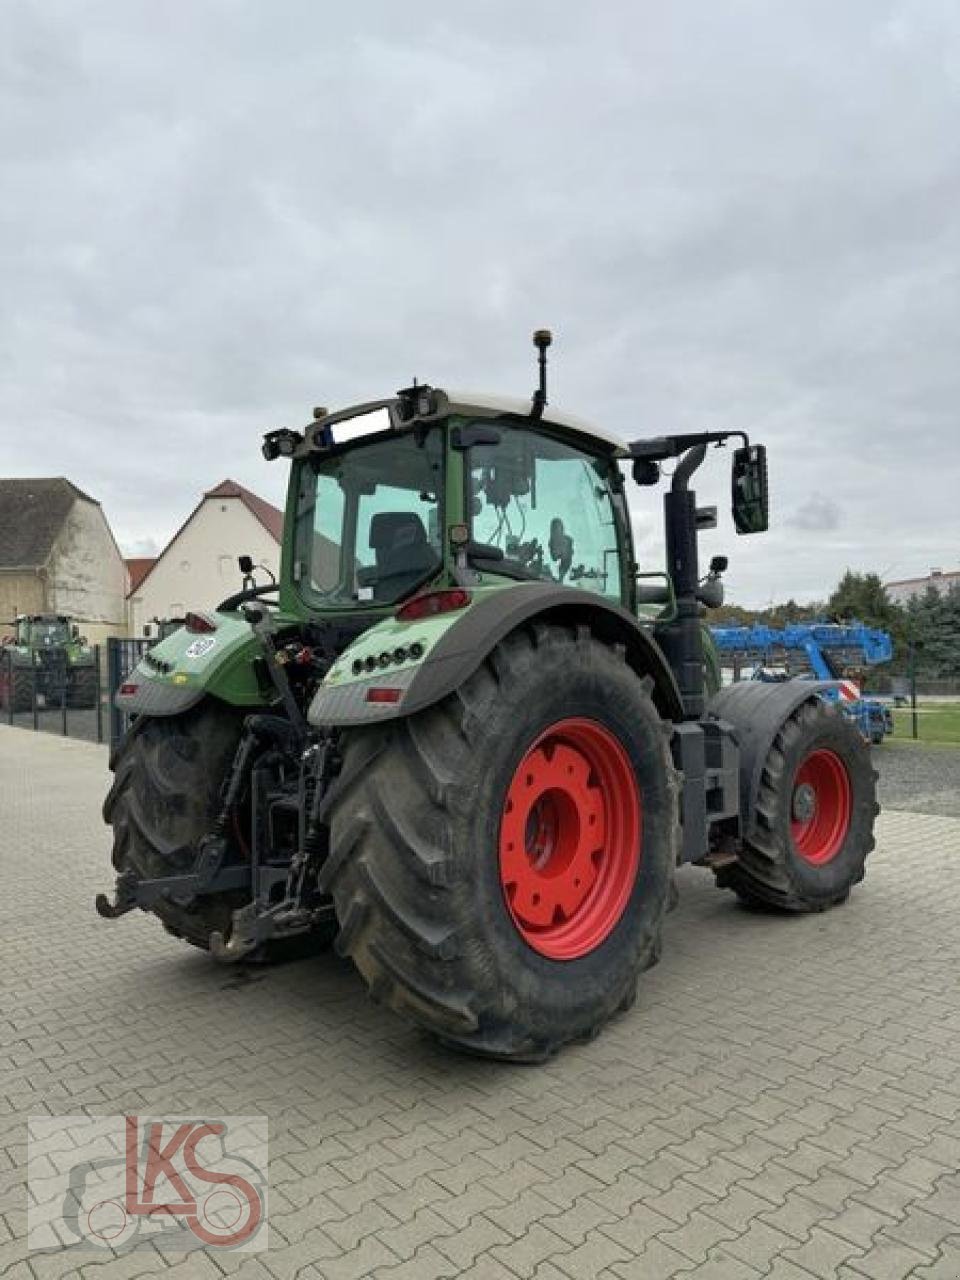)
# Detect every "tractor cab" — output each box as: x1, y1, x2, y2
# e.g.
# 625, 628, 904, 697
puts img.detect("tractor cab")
17, 615, 73, 648
280, 390, 635, 619
267, 355, 767, 725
